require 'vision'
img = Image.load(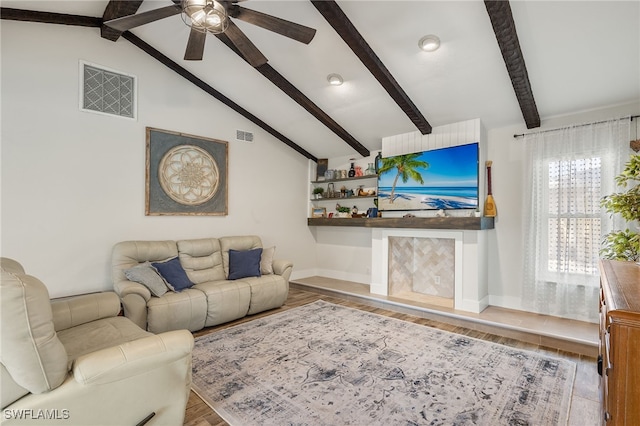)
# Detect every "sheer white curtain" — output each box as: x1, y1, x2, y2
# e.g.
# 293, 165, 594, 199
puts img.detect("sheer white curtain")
522, 118, 631, 323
